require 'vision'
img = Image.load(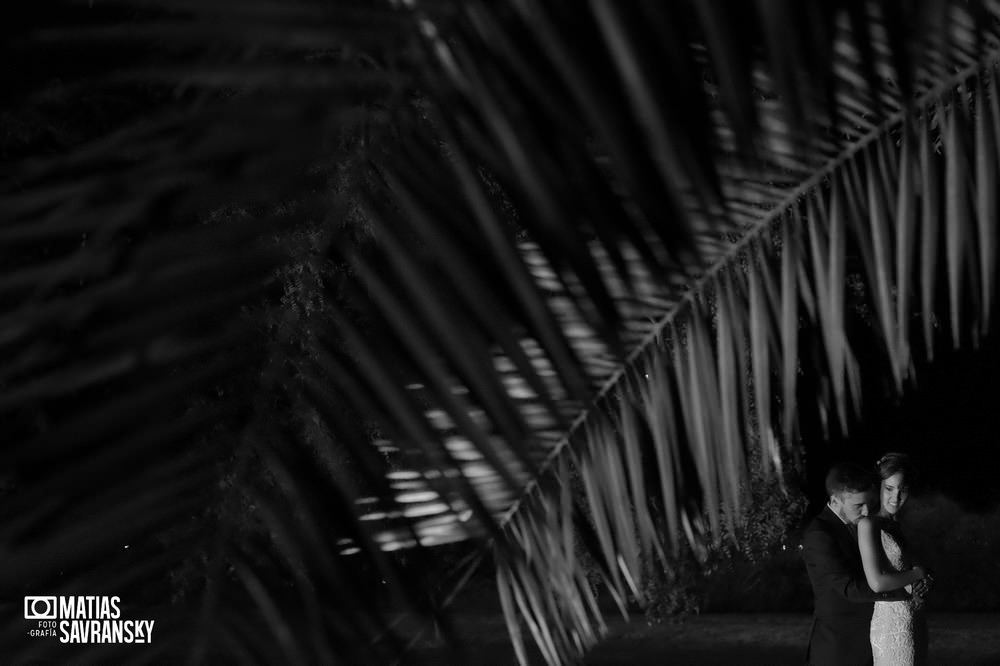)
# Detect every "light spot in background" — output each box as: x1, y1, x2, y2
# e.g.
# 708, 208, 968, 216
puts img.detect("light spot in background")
462, 463, 494, 478
387, 470, 421, 481
396, 490, 439, 503
425, 409, 454, 429
402, 502, 450, 518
